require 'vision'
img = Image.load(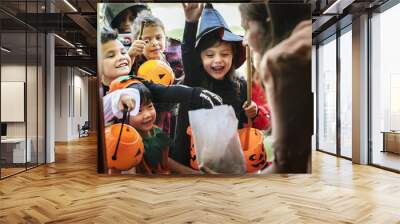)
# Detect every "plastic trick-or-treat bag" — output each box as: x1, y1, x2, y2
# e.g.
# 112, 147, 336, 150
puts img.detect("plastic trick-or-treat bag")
188, 105, 247, 174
